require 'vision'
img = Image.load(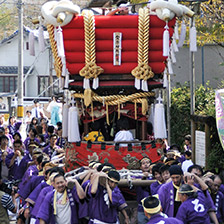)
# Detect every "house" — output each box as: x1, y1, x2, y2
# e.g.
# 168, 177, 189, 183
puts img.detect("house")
0, 26, 59, 116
